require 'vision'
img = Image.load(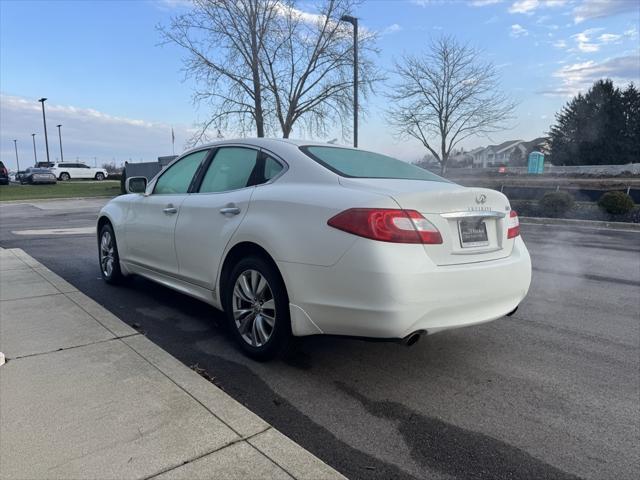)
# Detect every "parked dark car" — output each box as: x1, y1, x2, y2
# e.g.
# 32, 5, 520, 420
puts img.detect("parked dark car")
19, 167, 57, 185
0, 161, 8, 185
